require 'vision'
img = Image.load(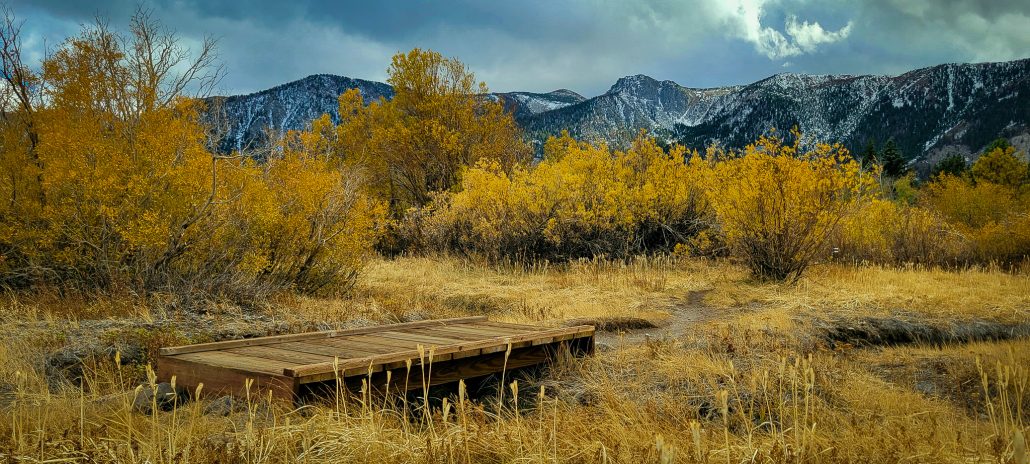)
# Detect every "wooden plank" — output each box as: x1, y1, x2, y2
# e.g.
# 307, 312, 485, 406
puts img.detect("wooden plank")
395, 326, 490, 341
274, 340, 389, 358
157, 317, 595, 403
404, 324, 530, 339
313, 340, 589, 394
310, 336, 447, 372
327, 329, 498, 364
403, 344, 556, 389
176, 351, 295, 376
318, 334, 424, 352
288, 325, 595, 381
302, 326, 594, 375
372, 330, 471, 346
156, 355, 297, 400
406, 322, 527, 335
225, 346, 335, 365
472, 320, 553, 332
159, 316, 489, 355
327, 333, 466, 366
